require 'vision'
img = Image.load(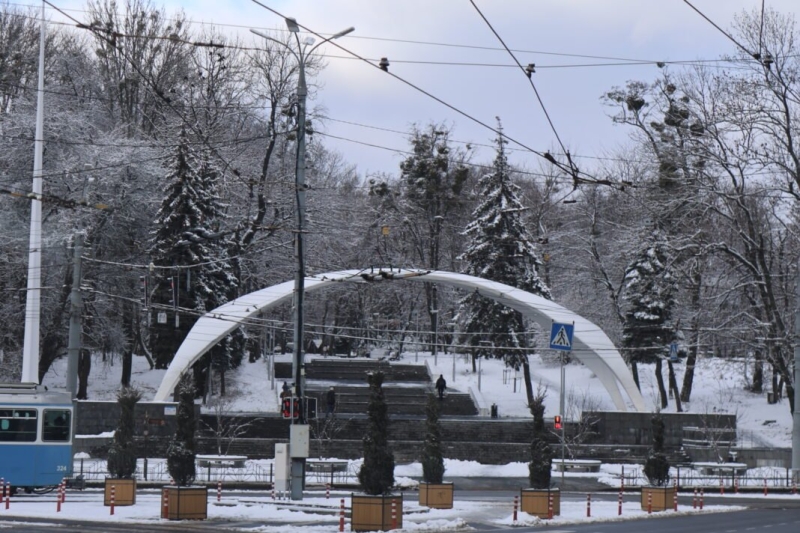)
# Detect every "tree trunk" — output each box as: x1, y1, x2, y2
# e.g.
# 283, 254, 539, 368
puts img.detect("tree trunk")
77, 348, 91, 400
667, 360, 682, 412
522, 357, 534, 407
121, 349, 132, 387
751, 350, 764, 393
771, 363, 779, 399
680, 331, 699, 402
655, 359, 668, 409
